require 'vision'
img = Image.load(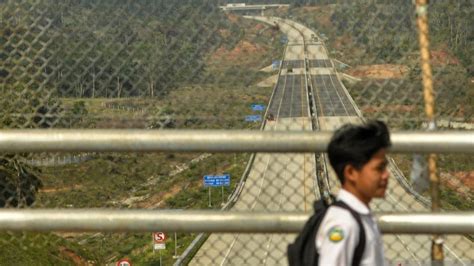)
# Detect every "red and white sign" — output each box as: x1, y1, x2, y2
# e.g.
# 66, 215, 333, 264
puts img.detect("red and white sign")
117, 259, 131, 266
153, 232, 166, 243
